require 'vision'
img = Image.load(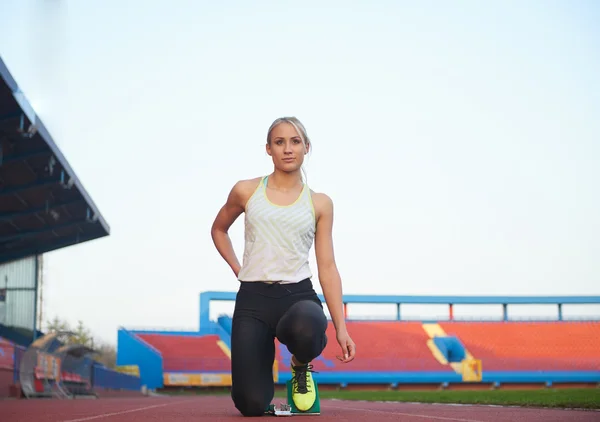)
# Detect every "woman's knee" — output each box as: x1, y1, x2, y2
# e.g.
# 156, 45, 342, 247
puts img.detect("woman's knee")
232, 390, 268, 417
276, 300, 328, 360
278, 301, 326, 336
287, 300, 327, 327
